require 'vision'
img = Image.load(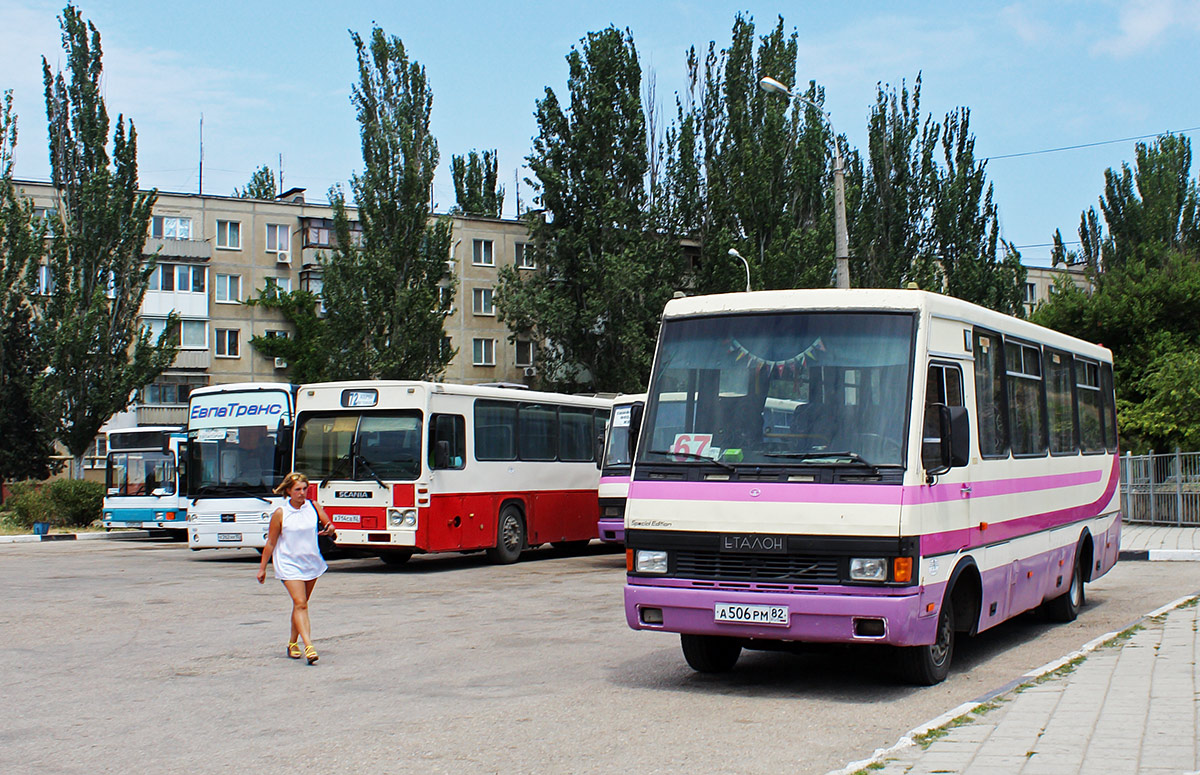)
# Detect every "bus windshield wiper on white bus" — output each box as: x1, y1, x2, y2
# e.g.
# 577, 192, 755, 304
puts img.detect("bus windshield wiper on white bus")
762, 450, 878, 469
319, 453, 352, 489
352, 453, 390, 491
645, 449, 736, 472
193, 484, 271, 502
